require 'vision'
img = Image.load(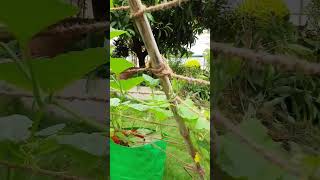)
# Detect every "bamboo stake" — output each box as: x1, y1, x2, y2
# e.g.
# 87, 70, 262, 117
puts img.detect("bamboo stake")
127, 0, 205, 179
